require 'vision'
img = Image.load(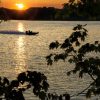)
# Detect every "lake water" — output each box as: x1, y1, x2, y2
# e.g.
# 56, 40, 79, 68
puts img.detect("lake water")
0, 20, 100, 100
